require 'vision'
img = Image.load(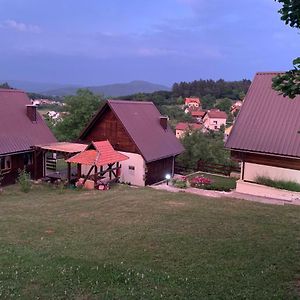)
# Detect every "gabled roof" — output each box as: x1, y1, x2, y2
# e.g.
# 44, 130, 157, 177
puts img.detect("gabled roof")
176, 122, 202, 131
226, 72, 300, 158
67, 140, 128, 166
185, 97, 201, 104
0, 89, 56, 155
80, 100, 184, 162
205, 109, 227, 119
190, 110, 206, 117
